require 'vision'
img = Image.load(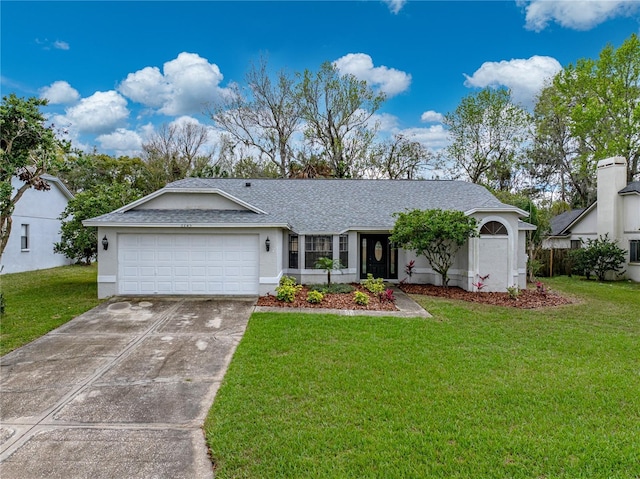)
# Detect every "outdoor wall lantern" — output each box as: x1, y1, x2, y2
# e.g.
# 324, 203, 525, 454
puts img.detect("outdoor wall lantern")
265, 237, 271, 252
102, 235, 109, 251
